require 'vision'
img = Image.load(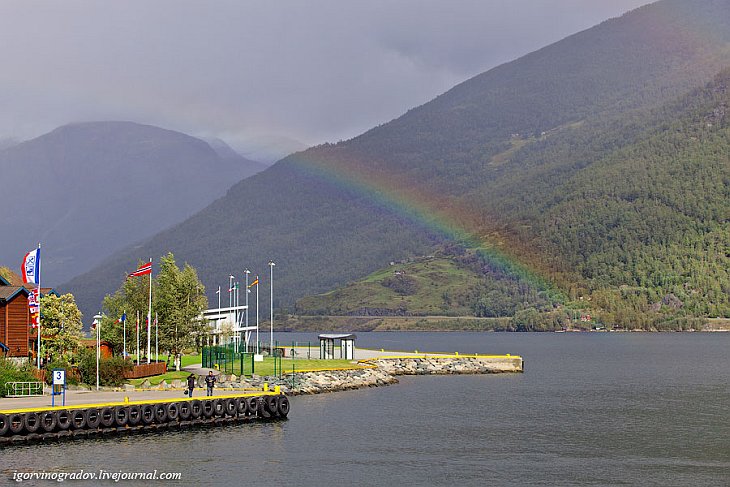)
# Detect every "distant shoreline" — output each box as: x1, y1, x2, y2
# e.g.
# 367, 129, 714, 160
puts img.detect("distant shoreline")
281, 314, 730, 333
